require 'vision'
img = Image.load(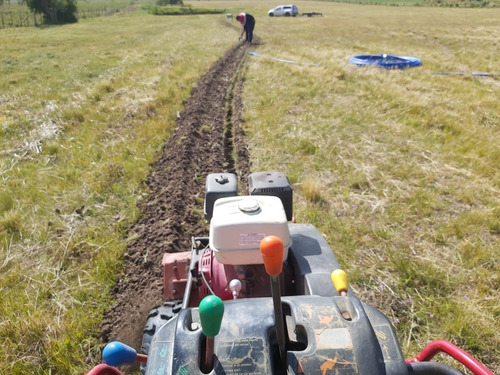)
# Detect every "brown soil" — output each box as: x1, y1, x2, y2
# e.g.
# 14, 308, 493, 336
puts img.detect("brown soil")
100, 41, 254, 369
